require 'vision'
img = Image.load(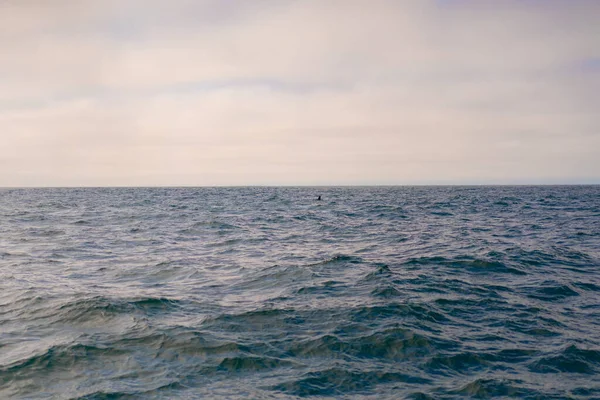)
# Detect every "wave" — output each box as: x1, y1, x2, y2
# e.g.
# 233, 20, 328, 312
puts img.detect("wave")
529, 344, 600, 374
504, 246, 597, 269
403, 256, 527, 275
177, 220, 240, 235
308, 254, 363, 267
28, 296, 188, 327
351, 303, 450, 325
453, 378, 534, 398
526, 282, 580, 301
75, 381, 183, 400
27, 229, 66, 237
0, 342, 125, 374
217, 355, 295, 372
370, 285, 403, 298
271, 367, 431, 396
287, 327, 438, 361
426, 352, 490, 374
